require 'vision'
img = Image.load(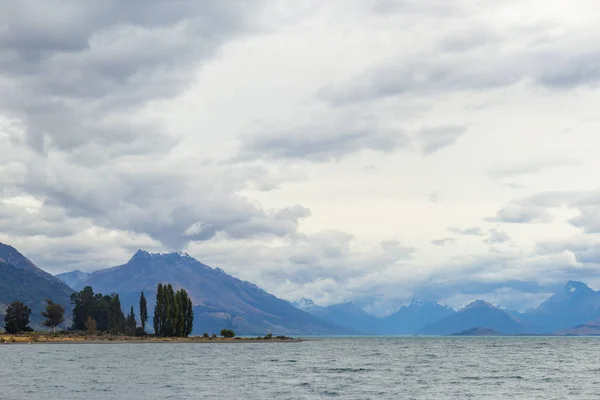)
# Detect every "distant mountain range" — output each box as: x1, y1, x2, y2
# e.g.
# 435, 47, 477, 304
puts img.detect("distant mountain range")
291, 281, 600, 336
55, 270, 90, 290
0, 243, 73, 328
418, 300, 529, 335
3, 240, 600, 336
